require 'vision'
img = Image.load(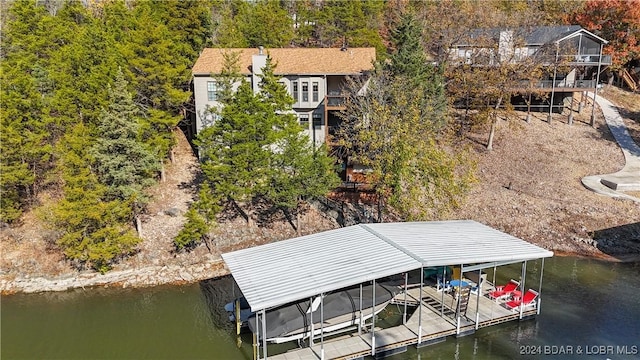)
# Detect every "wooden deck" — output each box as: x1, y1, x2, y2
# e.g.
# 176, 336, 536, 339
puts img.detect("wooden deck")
268, 284, 537, 360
